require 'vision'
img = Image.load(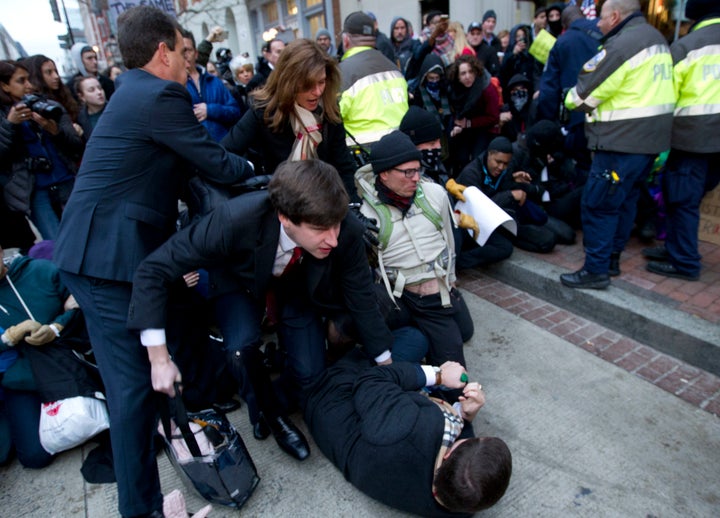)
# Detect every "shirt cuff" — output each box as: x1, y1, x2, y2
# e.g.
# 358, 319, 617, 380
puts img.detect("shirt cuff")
140, 329, 166, 347
374, 350, 392, 364
421, 365, 436, 387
